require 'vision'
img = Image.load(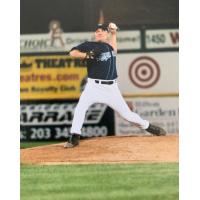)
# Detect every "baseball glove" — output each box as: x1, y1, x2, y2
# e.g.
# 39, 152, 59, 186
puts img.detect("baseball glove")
85, 47, 102, 60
